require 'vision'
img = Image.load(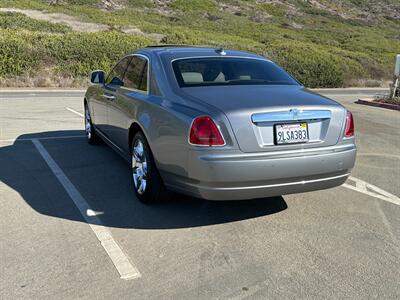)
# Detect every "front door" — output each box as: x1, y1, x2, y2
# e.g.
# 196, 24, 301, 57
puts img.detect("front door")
100, 56, 132, 137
